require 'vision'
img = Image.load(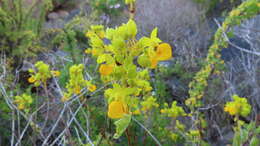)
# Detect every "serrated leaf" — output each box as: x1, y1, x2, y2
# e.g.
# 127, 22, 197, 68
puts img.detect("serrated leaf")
113, 114, 131, 139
